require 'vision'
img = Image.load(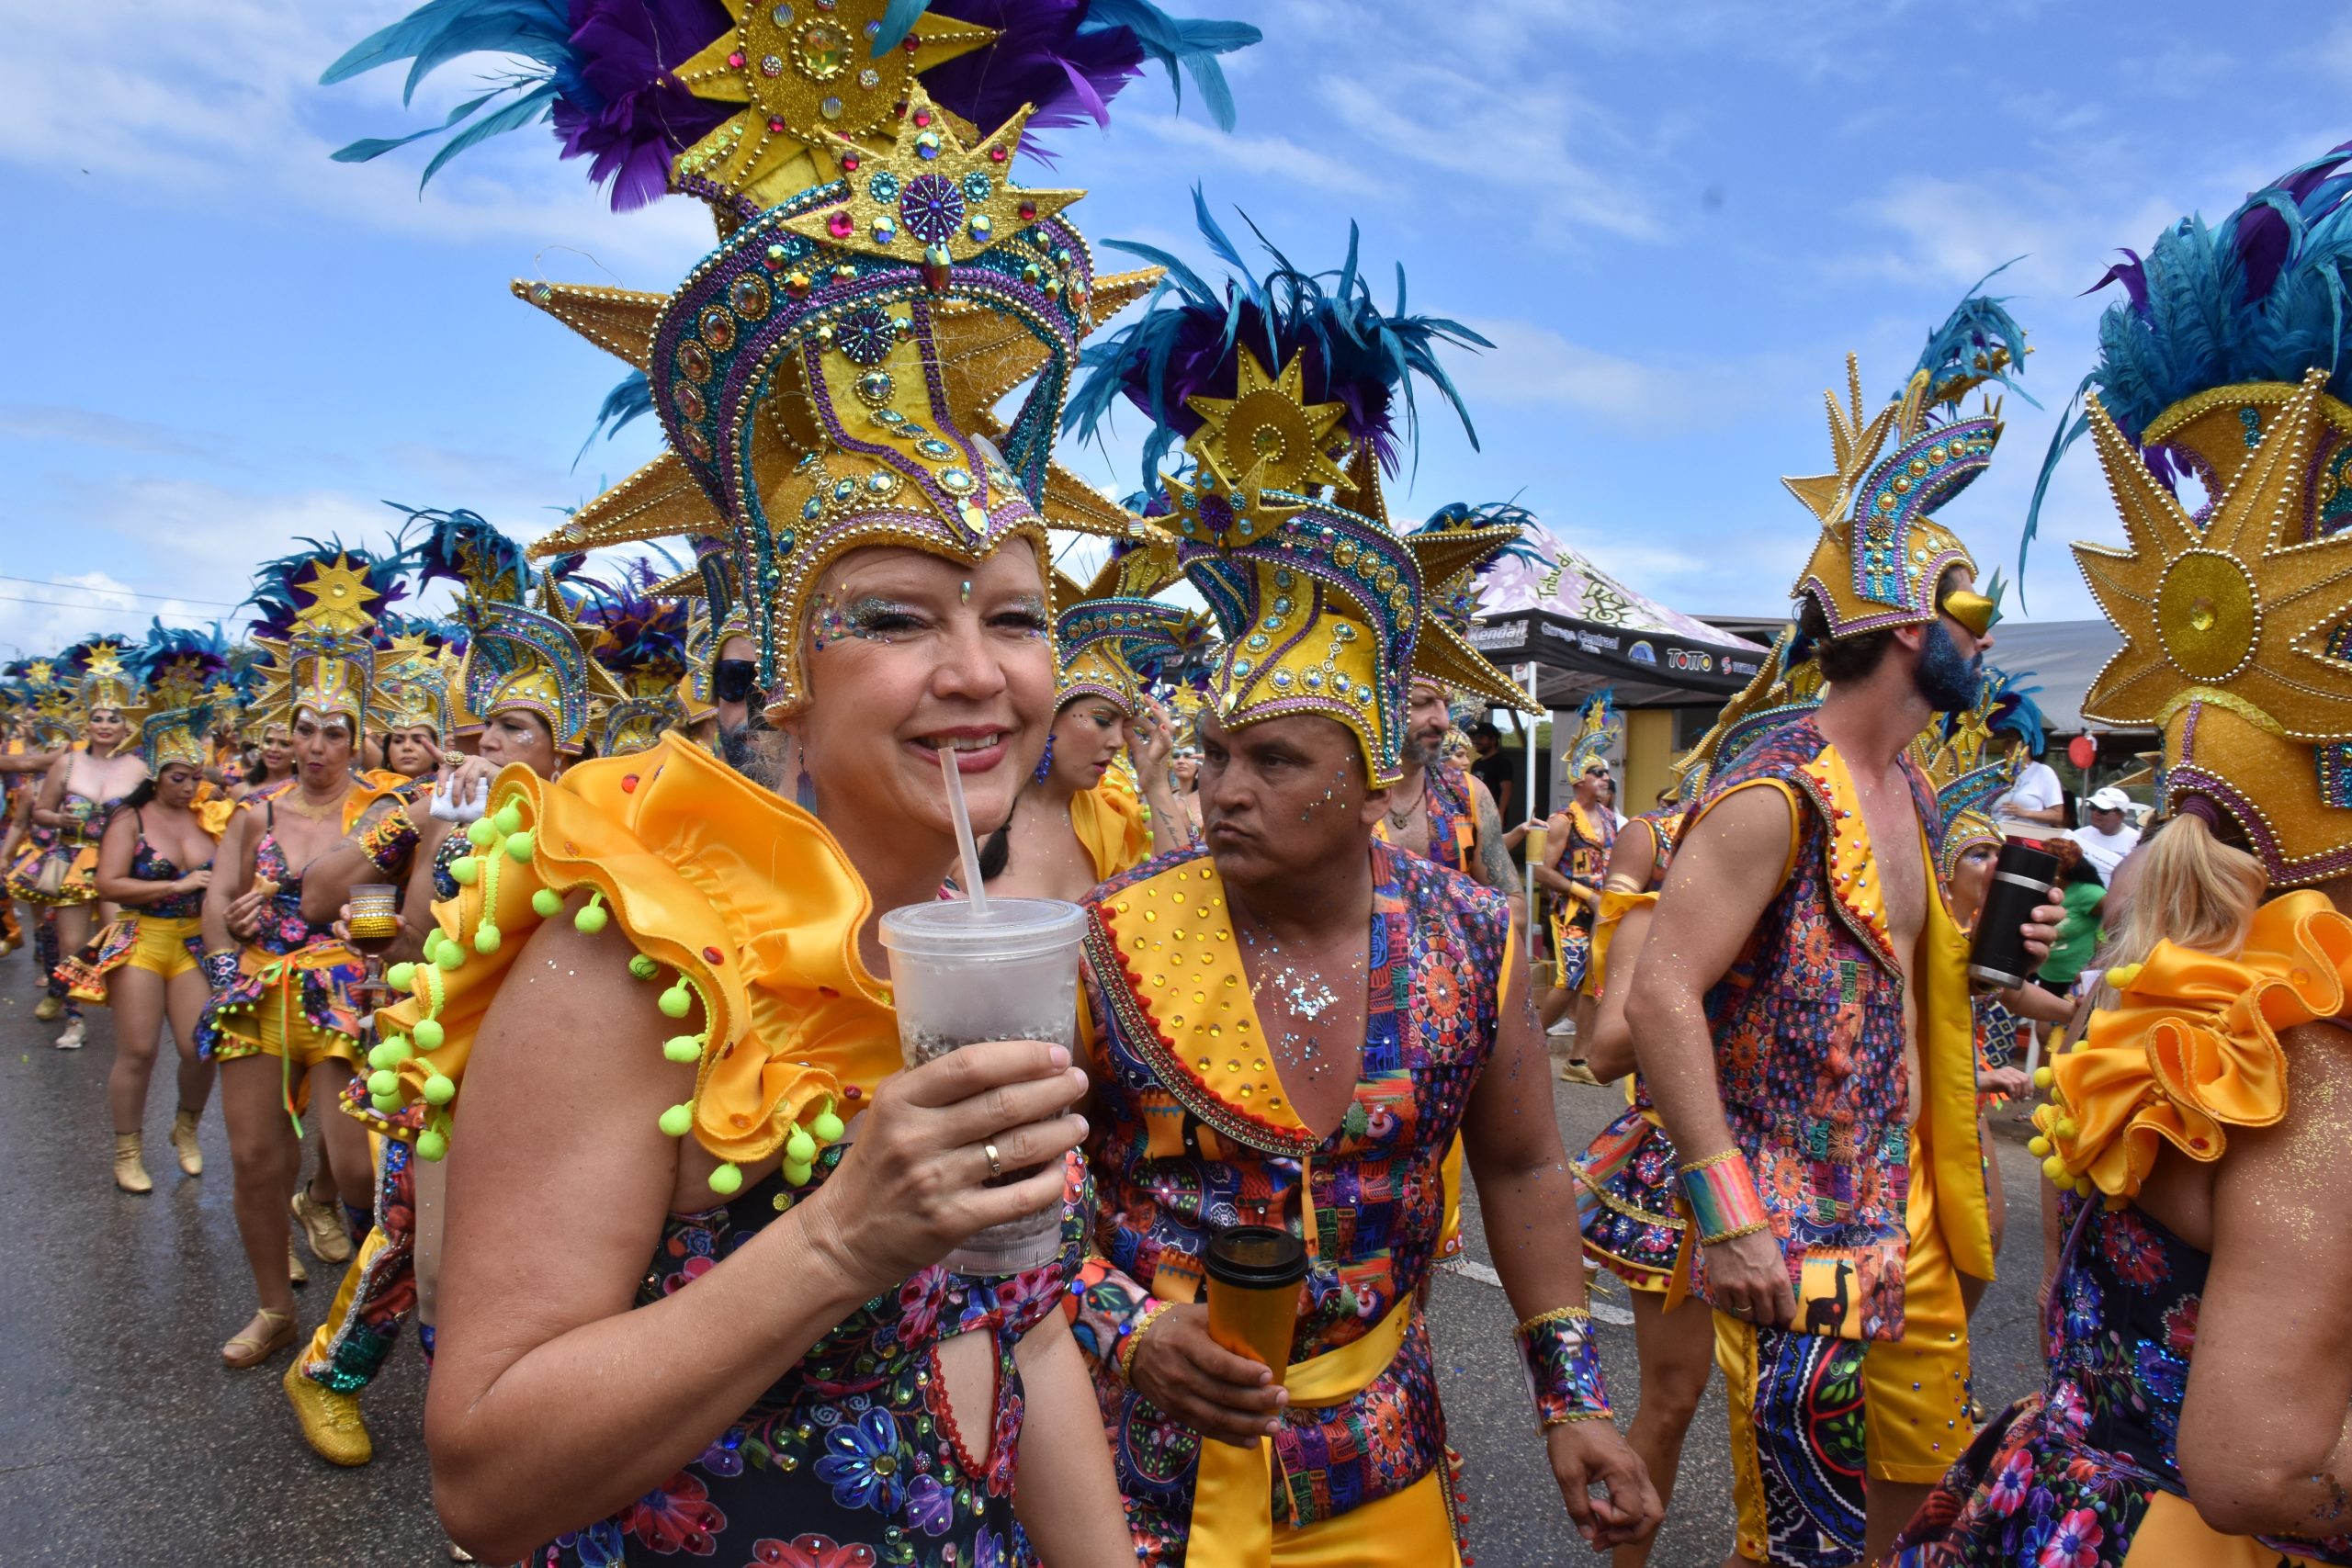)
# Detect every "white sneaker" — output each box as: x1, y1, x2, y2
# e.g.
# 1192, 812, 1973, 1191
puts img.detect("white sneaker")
55, 1017, 86, 1050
